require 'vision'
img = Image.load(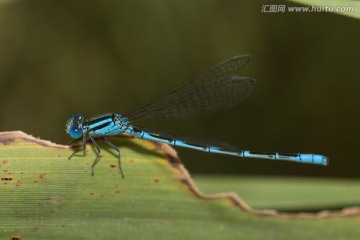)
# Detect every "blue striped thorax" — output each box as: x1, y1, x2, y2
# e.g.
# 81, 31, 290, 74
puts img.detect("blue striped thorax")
66, 113, 130, 139
89, 114, 127, 136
